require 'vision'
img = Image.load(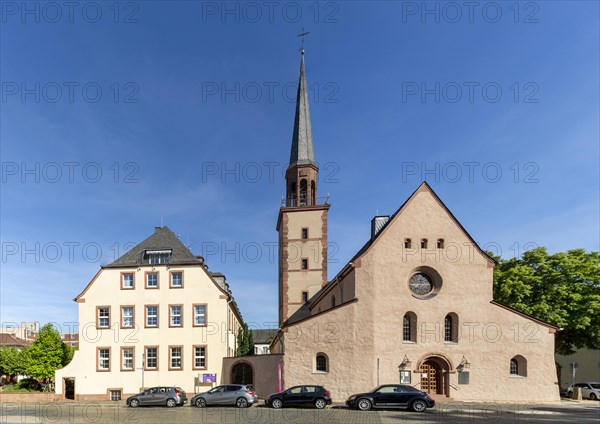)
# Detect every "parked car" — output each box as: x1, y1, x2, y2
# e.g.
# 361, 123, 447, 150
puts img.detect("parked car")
567, 382, 600, 400
265, 385, 332, 409
346, 384, 435, 412
126, 387, 187, 407
191, 384, 257, 408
